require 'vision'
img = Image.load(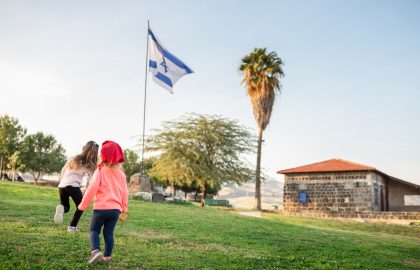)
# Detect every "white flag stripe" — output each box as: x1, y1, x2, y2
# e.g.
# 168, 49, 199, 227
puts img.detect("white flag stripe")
148, 29, 193, 73
148, 27, 193, 93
